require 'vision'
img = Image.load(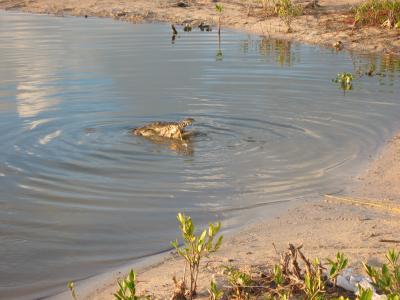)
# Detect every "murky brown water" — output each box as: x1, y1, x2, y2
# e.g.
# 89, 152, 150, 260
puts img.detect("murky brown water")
1, 11, 400, 300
